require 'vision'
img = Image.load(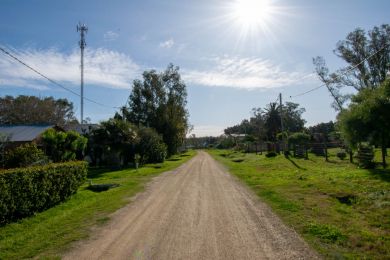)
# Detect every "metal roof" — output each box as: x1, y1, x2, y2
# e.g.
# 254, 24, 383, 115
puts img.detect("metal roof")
0, 125, 54, 142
